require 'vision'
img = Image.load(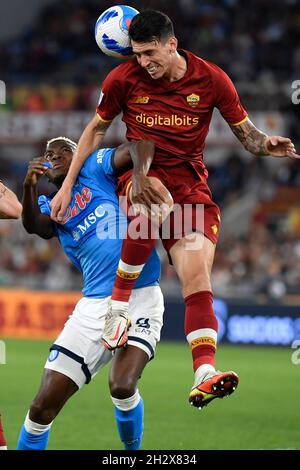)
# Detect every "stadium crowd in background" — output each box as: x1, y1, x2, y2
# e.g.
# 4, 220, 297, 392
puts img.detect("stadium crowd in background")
0, 0, 299, 112
1, 152, 300, 300
1, 0, 300, 303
